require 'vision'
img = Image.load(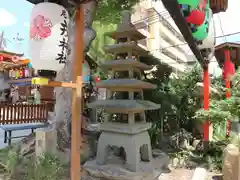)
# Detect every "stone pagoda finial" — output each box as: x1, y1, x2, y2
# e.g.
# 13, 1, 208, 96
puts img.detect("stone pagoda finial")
116, 10, 134, 32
